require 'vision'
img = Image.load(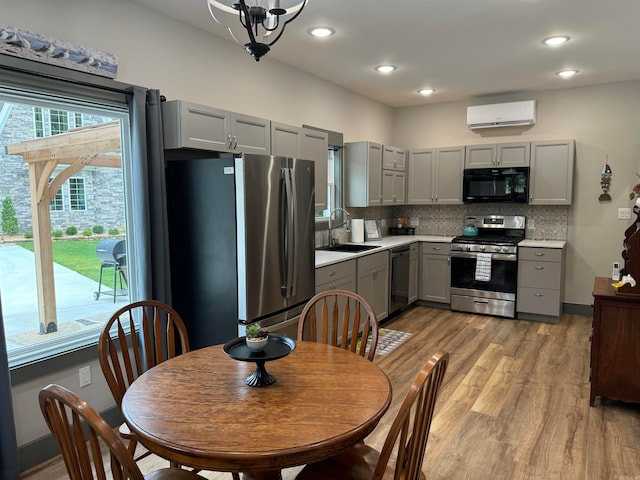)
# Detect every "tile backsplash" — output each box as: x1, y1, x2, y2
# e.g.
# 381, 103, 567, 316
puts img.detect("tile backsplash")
316, 204, 569, 245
